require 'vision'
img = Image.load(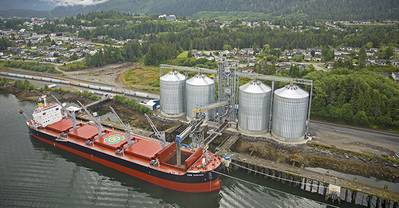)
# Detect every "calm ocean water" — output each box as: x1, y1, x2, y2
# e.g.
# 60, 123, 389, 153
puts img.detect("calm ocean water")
0, 93, 334, 208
